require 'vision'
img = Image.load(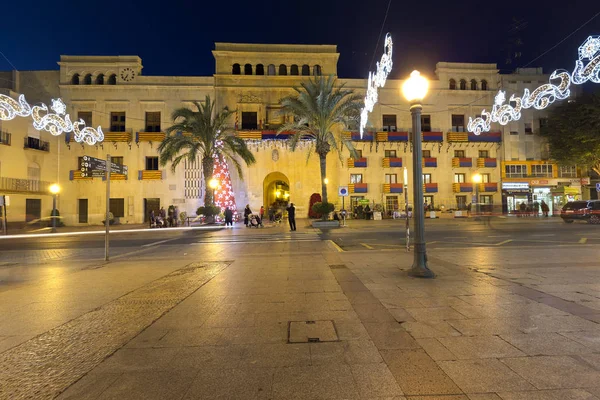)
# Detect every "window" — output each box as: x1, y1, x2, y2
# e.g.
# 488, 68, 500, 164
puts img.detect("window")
145, 112, 161, 132
525, 123, 533, 134
460, 79, 466, 90
352, 150, 363, 158
71, 74, 80, 85
382, 114, 397, 131
421, 114, 431, 132
95, 74, 104, 85
386, 196, 399, 212
241, 112, 258, 130
478, 150, 489, 158
510, 131, 519, 135
290, 65, 299, 75
312, 65, 322, 76
146, 156, 159, 170
482, 173, 491, 183
454, 173, 465, 183
505, 165, 527, 178
109, 198, 125, 218
559, 165, 577, 178
539, 118, 548, 129
255, 64, 264, 75
384, 150, 396, 157
451, 114, 465, 132
78, 111, 92, 126
423, 174, 432, 184
267, 64, 276, 75
422, 150, 431, 158
531, 164, 553, 177
481, 80, 488, 90
350, 174, 363, 183
449, 79, 456, 90
279, 64, 287, 75
232, 64, 241, 74
110, 112, 126, 132
107, 74, 117, 85
244, 64, 252, 75
454, 150, 465, 158
385, 174, 397, 184
83, 74, 92, 85
456, 195, 467, 210
301, 65, 310, 76
111, 156, 124, 165
480, 195, 493, 204
470, 79, 477, 90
